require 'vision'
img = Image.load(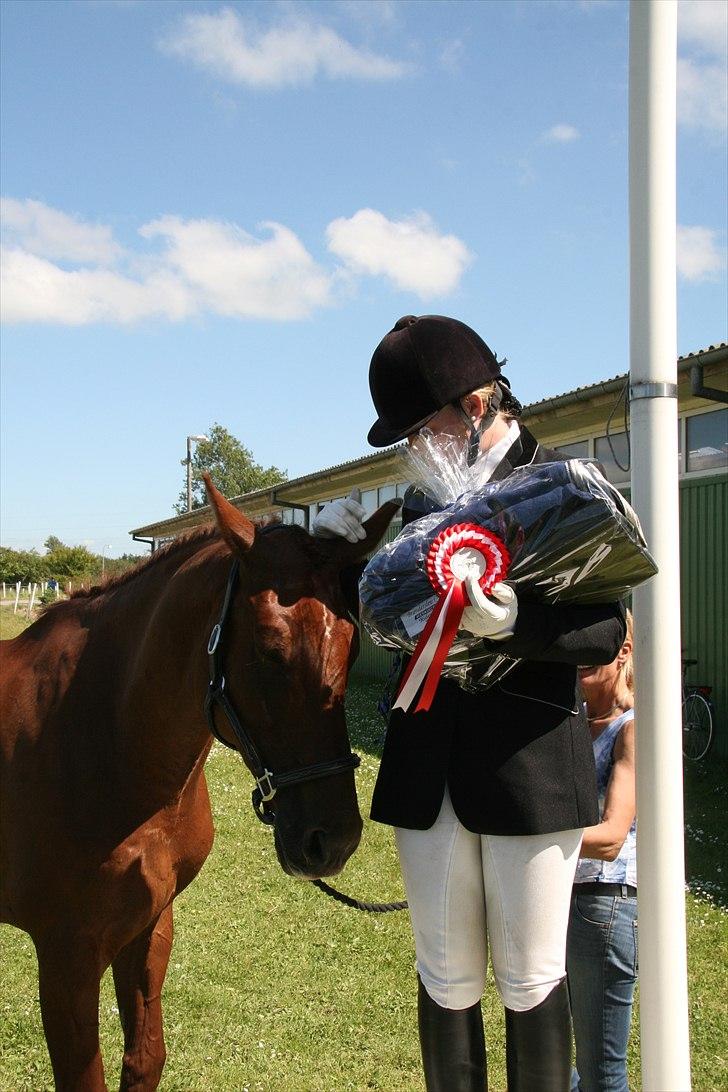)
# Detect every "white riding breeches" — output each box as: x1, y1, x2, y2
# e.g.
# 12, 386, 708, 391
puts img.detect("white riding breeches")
394, 788, 583, 1012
